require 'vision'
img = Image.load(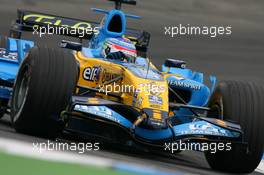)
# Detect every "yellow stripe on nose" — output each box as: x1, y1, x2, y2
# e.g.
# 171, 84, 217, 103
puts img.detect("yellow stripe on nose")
153, 111, 162, 120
